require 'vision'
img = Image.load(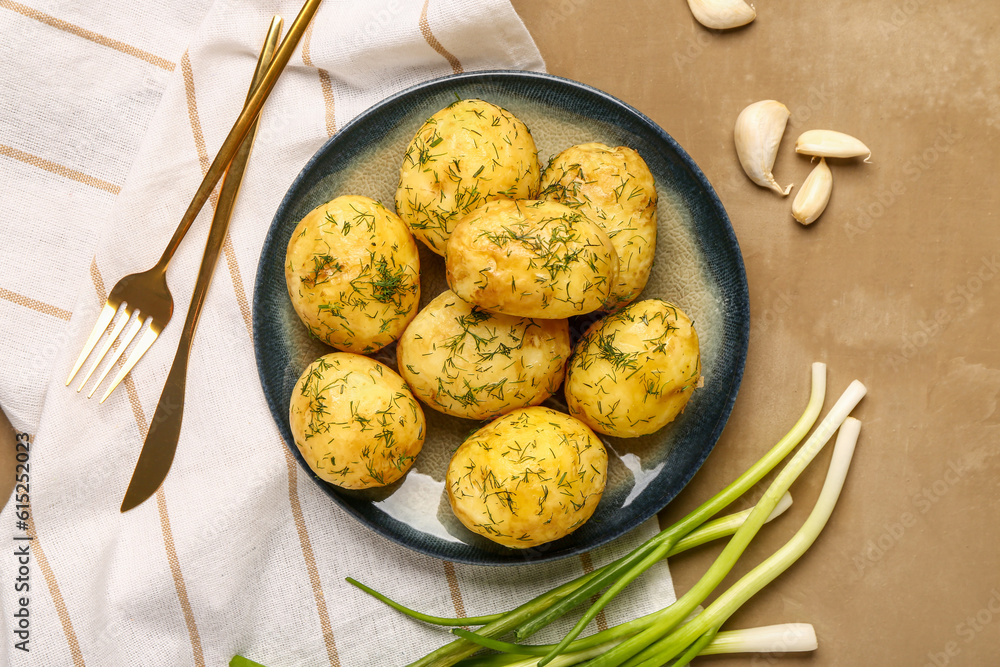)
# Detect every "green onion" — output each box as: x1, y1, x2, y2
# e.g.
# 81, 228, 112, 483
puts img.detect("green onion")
623, 417, 862, 667
575, 383, 865, 667
451, 623, 817, 667
350, 492, 791, 631
347, 577, 505, 627
399, 363, 829, 666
